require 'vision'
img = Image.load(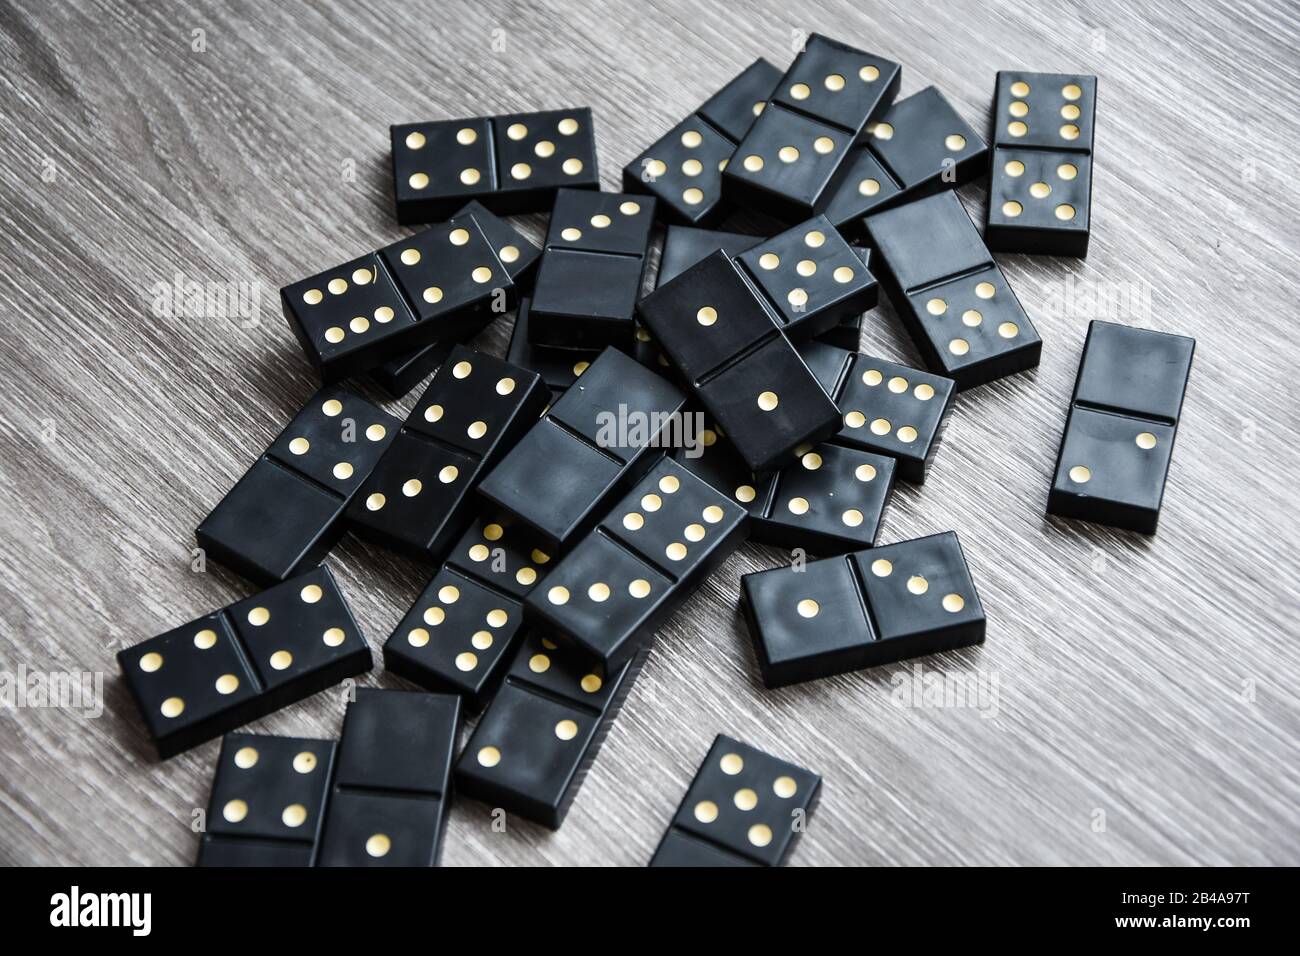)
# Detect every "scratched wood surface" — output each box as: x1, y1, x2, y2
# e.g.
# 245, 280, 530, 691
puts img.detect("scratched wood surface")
1, 0, 1297, 867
